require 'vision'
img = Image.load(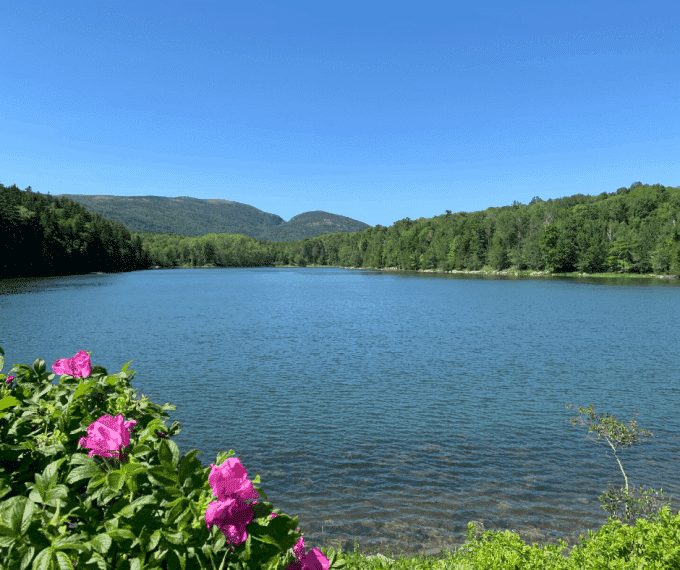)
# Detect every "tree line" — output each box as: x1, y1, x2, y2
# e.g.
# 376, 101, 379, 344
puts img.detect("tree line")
137, 182, 680, 275
1, 183, 151, 278
4, 181, 679, 278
